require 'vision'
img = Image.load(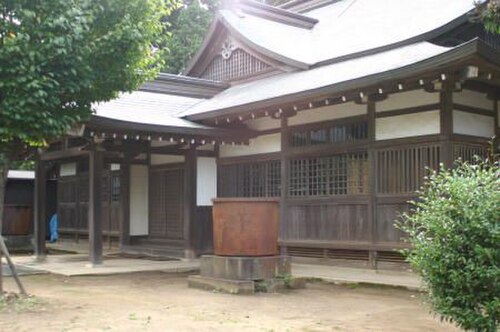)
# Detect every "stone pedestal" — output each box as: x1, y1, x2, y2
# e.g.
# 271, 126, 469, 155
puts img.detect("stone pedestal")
188, 255, 297, 294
